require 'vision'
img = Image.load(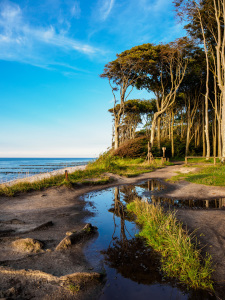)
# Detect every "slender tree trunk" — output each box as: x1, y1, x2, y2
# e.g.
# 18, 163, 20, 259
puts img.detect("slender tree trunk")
169, 112, 172, 140
181, 110, 184, 138
195, 3, 210, 158
202, 102, 206, 157
204, 50, 210, 159
157, 117, 161, 149
114, 120, 120, 150
197, 114, 200, 147
218, 118, 222, 157
150, 115, 158, 150
171, 111, 175, 157
222, 91, 225, 159
213, 113, 217, 157
186, 126, 190, 156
